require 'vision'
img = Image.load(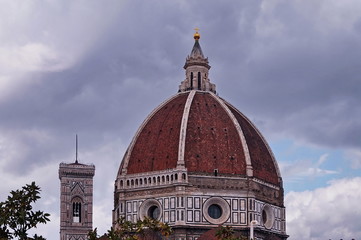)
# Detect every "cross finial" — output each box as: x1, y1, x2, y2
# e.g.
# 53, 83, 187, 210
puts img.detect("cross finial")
194, 28, 200, 40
